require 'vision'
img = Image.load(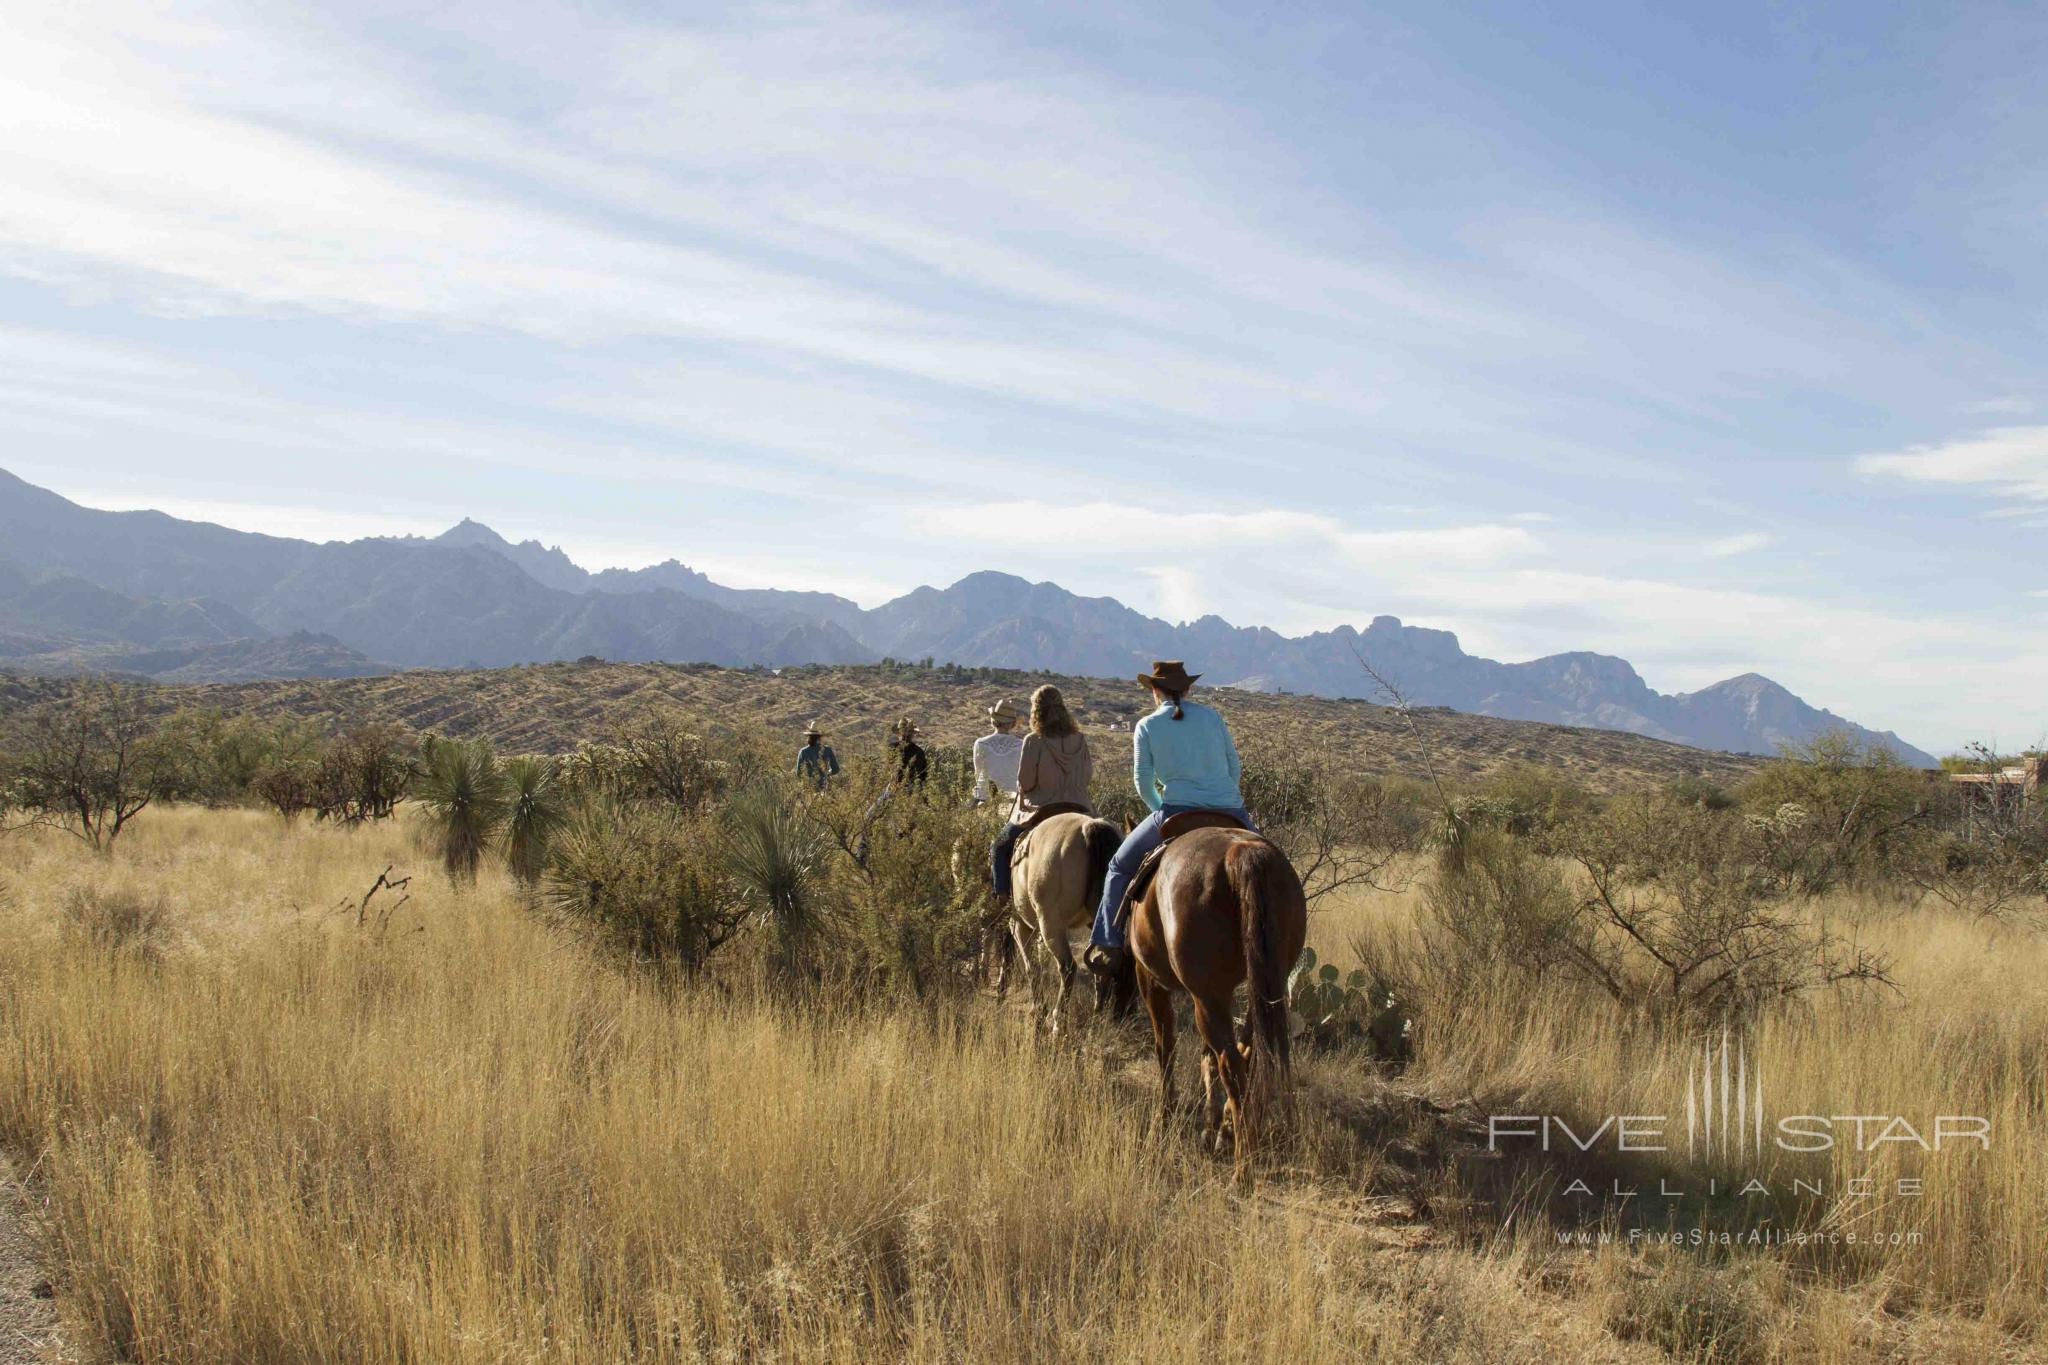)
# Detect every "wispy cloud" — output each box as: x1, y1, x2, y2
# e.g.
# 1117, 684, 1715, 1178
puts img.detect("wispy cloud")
1703, 531, 1771, 558
1964, 396, 2034, 416
1855, 426, 2048, 503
